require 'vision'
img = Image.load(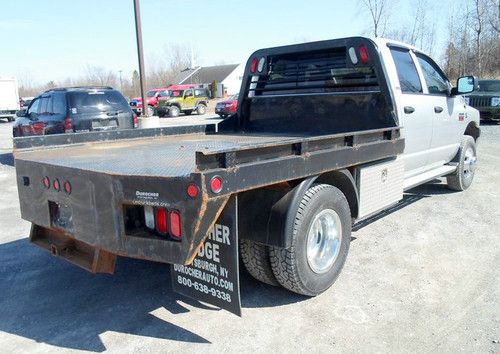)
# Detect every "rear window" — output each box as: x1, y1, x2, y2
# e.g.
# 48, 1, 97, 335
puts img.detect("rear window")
68, 90, 130, 114
252, 47, 378, 96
